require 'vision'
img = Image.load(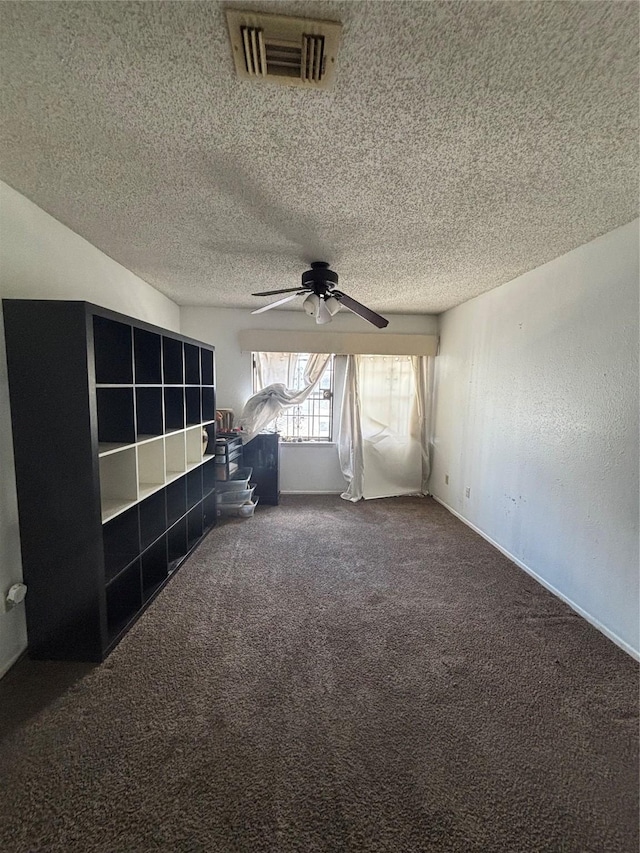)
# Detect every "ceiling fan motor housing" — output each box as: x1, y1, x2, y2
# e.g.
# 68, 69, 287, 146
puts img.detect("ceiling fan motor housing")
302, 261, 338, 295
